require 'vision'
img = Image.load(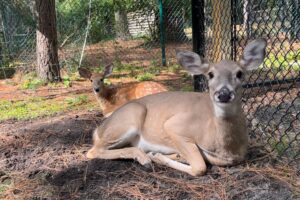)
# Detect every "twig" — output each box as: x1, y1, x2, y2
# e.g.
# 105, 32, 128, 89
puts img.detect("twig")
78, 0, 92, 69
